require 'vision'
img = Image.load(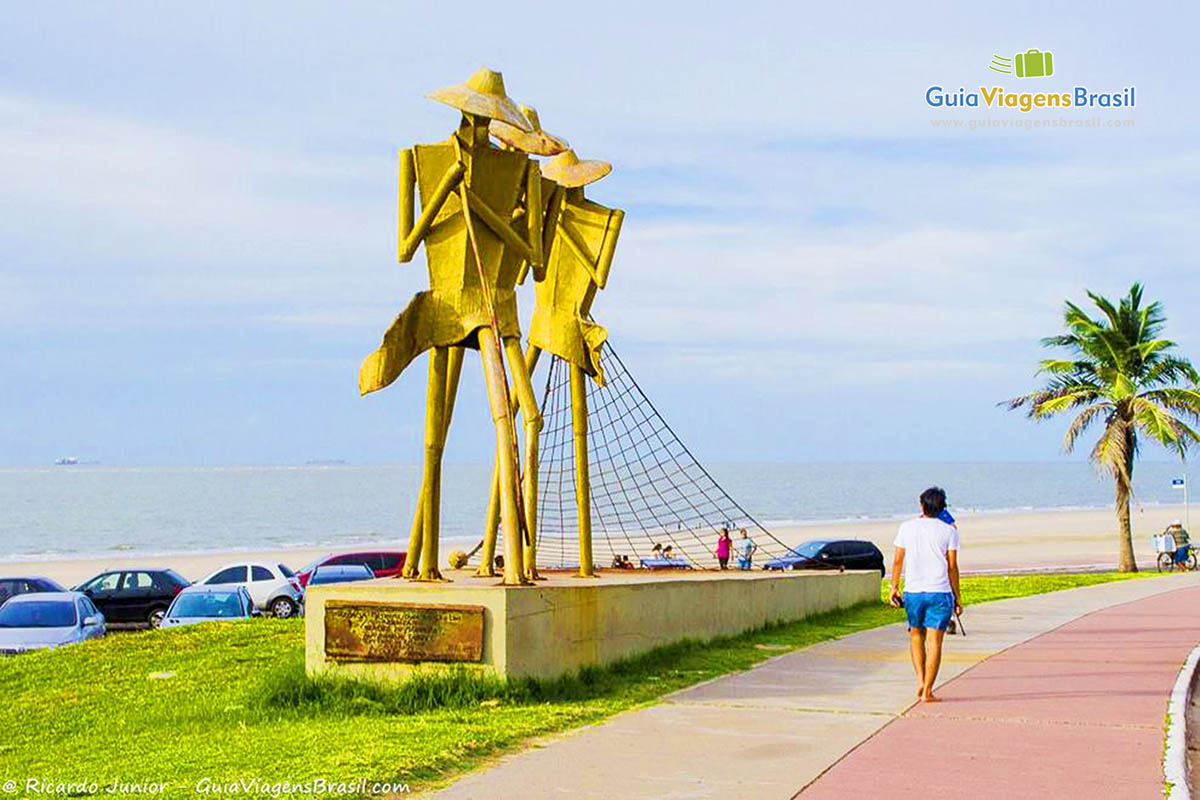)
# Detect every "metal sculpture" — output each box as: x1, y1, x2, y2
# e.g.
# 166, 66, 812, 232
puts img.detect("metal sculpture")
531, 150, 623, 576
474, 132, 624, 577
471, 108, 570, 578
359, 68, 544, 585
